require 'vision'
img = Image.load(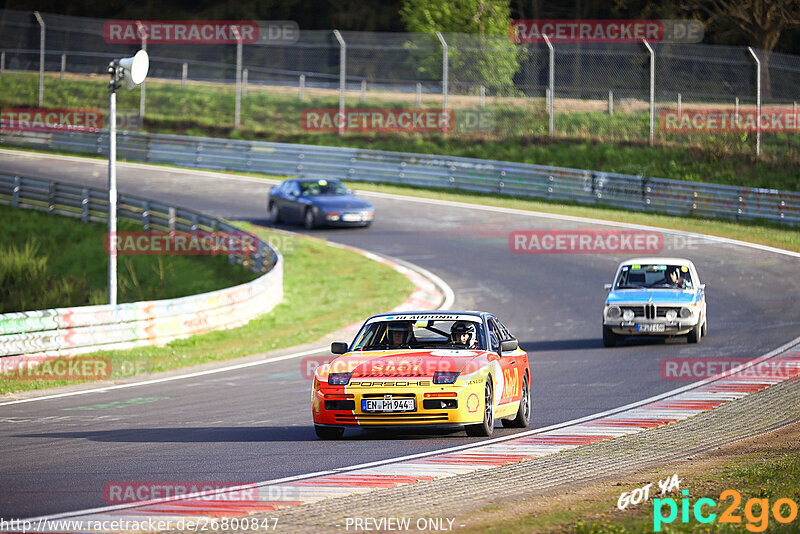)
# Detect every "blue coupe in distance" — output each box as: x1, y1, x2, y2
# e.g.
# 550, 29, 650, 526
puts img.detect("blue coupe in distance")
602, 257, 707, 347
268, 178, 374, 229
